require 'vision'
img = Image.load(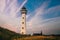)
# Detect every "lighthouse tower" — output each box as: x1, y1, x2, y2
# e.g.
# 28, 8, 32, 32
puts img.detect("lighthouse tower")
20, 7, 27, 34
